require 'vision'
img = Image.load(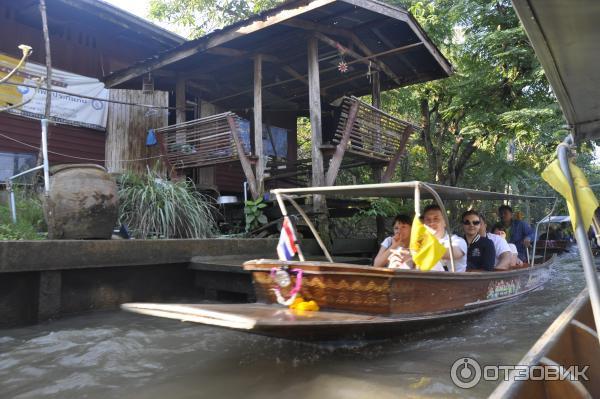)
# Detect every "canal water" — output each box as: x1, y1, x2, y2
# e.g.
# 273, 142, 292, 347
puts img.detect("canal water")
0, 255, 588, 399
